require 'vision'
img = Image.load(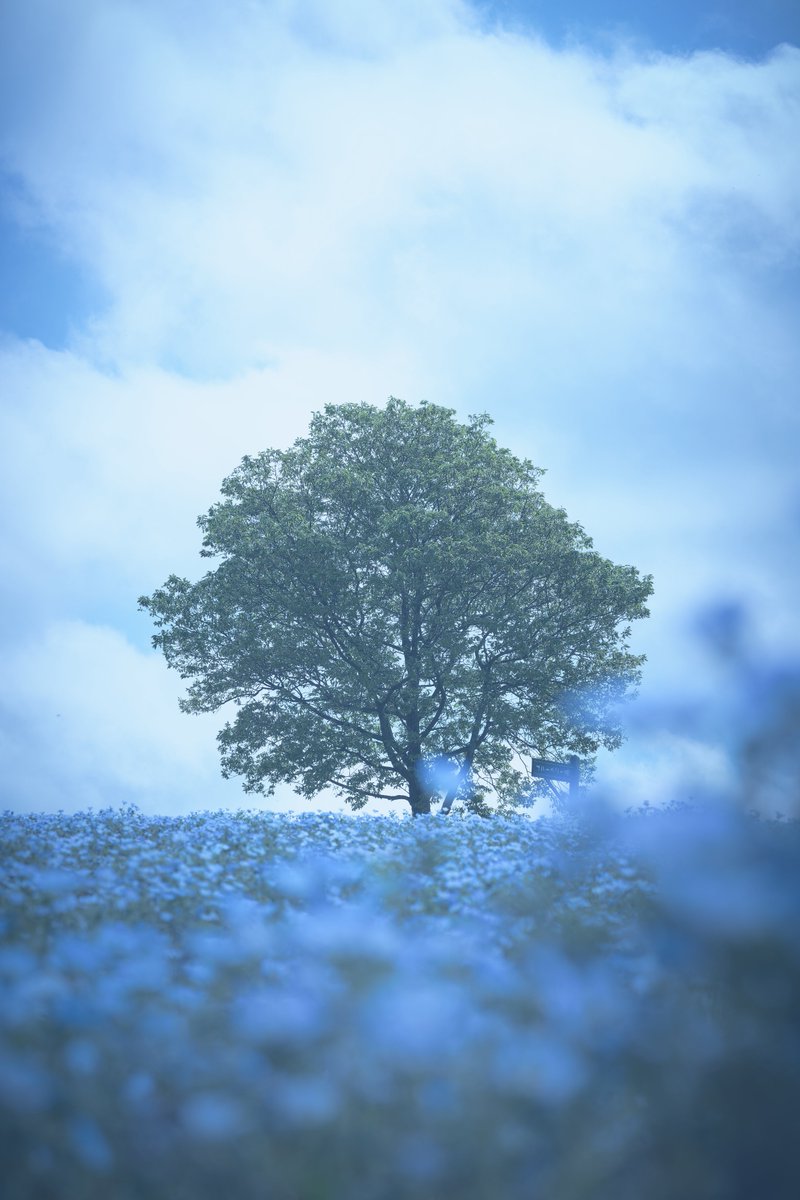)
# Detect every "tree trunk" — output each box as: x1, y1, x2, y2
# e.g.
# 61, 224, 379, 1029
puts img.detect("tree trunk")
408, 776, 433, 817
